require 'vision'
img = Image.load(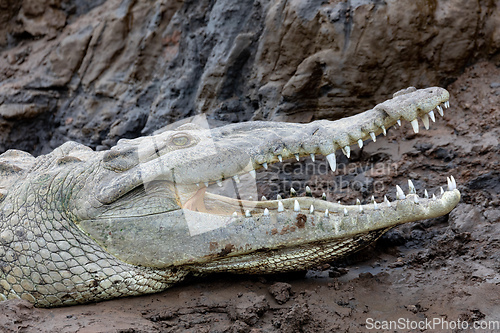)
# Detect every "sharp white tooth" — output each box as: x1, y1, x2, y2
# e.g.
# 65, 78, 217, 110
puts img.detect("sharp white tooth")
451, 175, 456, 190
306, 186, 312, 196
263, 208, 269, 216
309, 205, 314, 214
440, 187, 444, 195
437, 105, 444, 117
295, 154, 300, 161
358, 139, 363, 148
408, 180, 416, 194
358, 204, 363, 213
397, 119, 402, 126
262, 162, 268, 170
277, 194, 282, 200
421, 114, 430, 130
337, 200, 341, 204
410, 119, 419, 133
445, 101, 450, 108
232, 212, 238, 217
310, 153, 315, 162
447, 177, 453, 191
374, 201, 379, 210
216, 179, 223, 187
381, 125, 387, 136
370, 132, 377, 142
324, 209, 329, 217
432, 194, 436, 200
249, 170, 257, 178
424, 189, 429, 199
278, 155, 283, 162
196, 183, 200, 187
356, 199, 361, 205
278, 201, 284, 212
326, 153, 336, 172
384, 195, 391, 207
294, 200, 300, 212
290, 187, 297, 197
343, 208, 348, 216
204, 182, 209, 187
261, 196, 267, 201
428, 110, 436, 122
343, 145, 351, 158
396, 185, 406, 200
414, 195, 419, 204
322, 193, 327, 200
232, 175, 240, 183
245, 210, 251, 217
